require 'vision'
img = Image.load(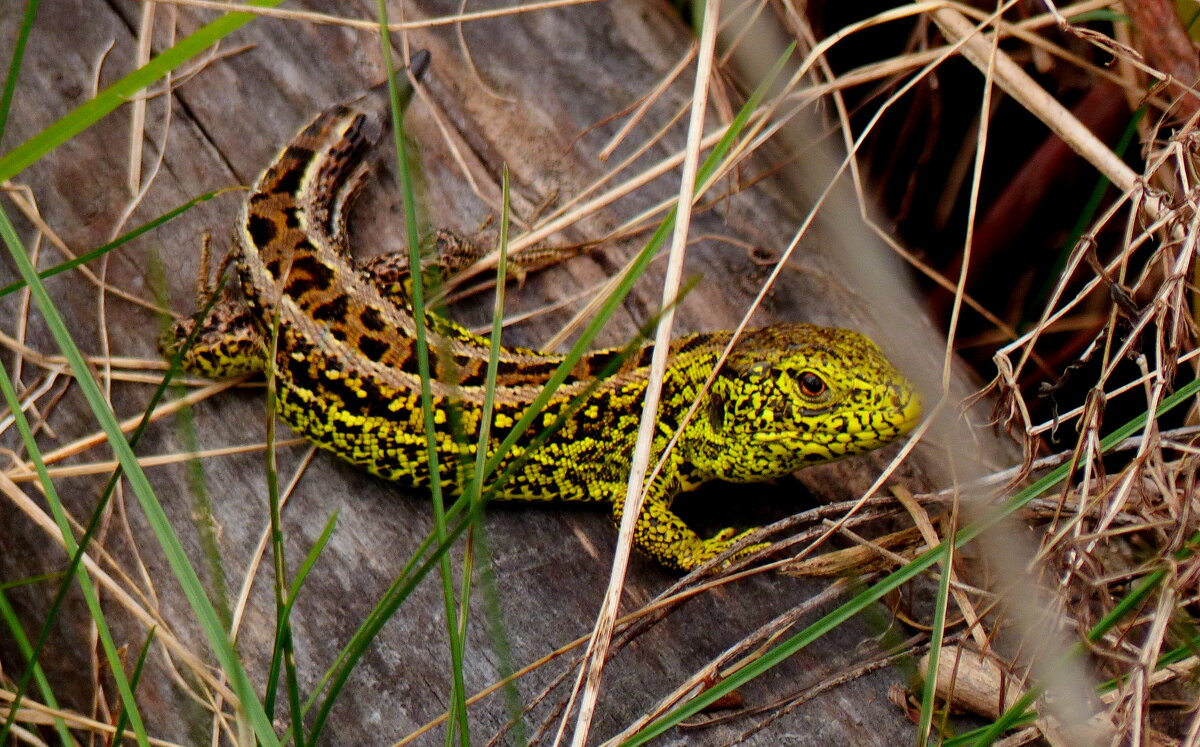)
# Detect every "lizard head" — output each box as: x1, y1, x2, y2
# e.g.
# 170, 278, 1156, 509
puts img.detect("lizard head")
689, 323, 921, 482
